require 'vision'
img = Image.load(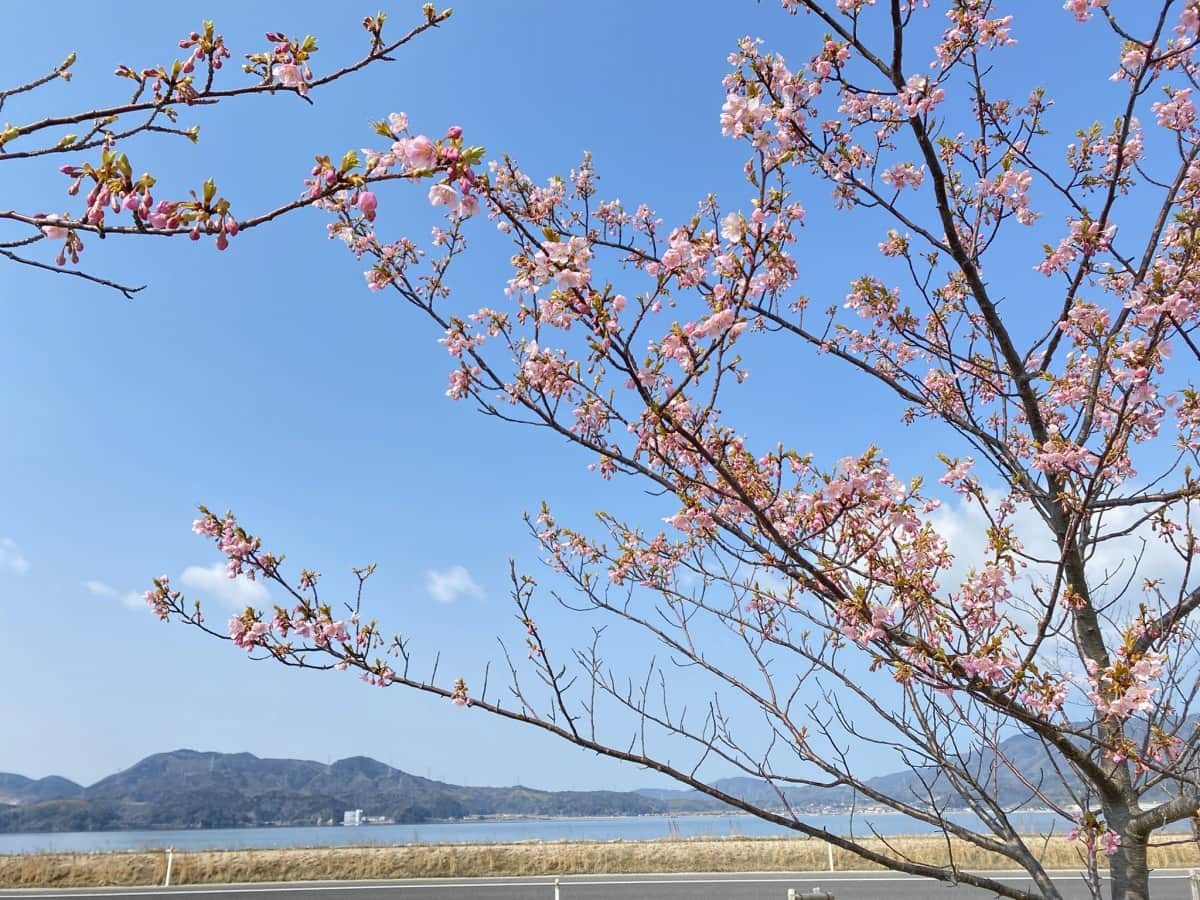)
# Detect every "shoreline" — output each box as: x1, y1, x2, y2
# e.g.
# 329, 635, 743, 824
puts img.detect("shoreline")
4, 834, 1200, 889
0, 806, 1070, 839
